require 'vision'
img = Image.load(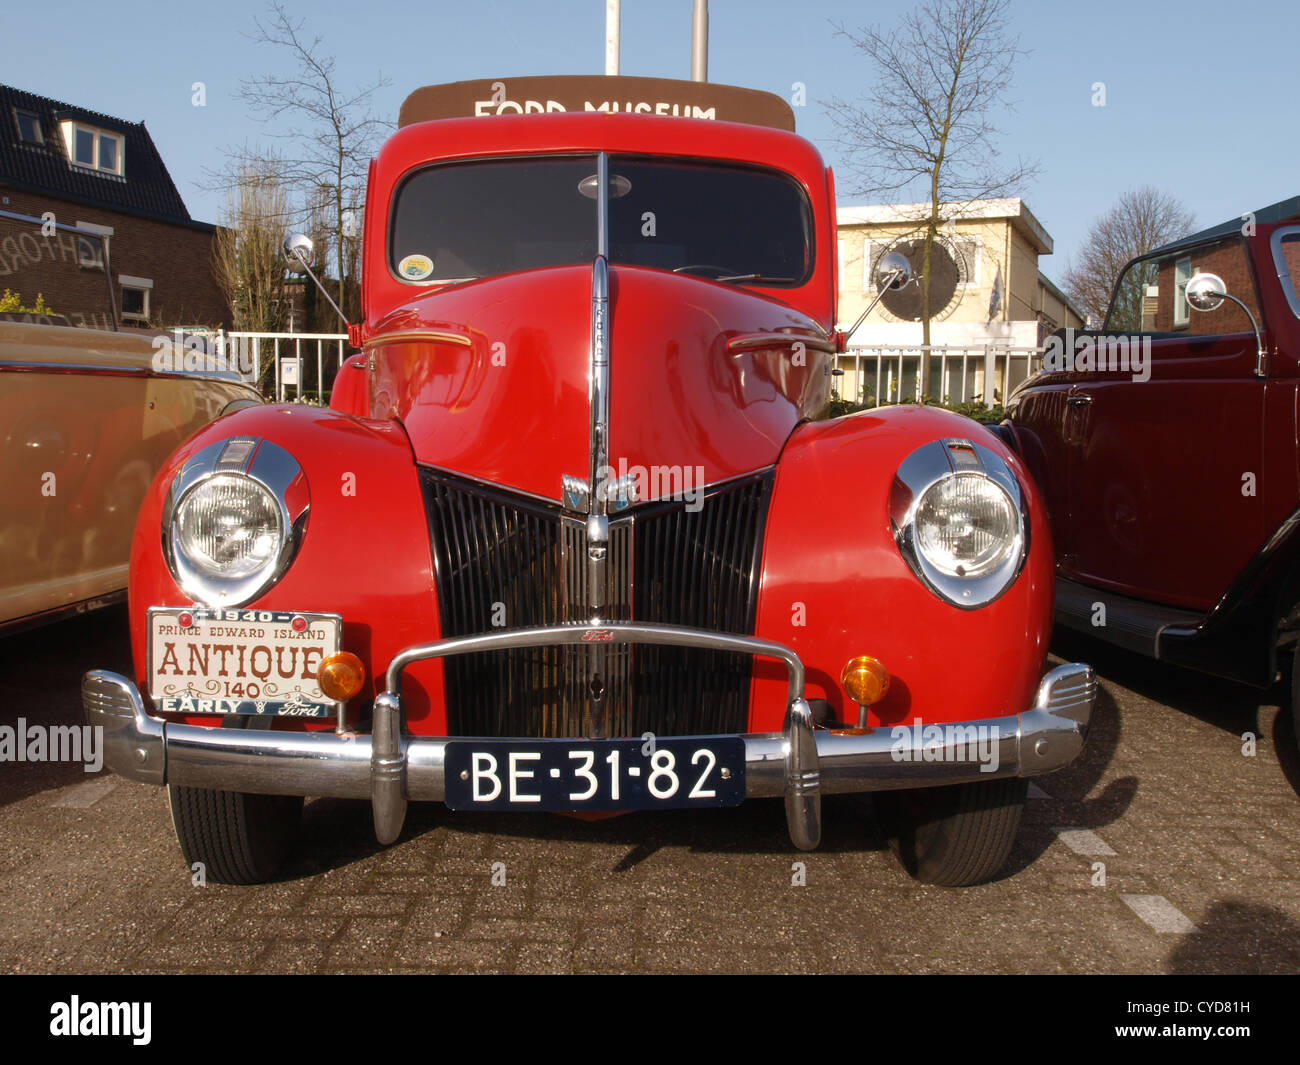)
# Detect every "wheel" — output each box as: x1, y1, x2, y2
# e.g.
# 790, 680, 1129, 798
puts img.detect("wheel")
168, 785, 303, 885
874, 777, 1028, 887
